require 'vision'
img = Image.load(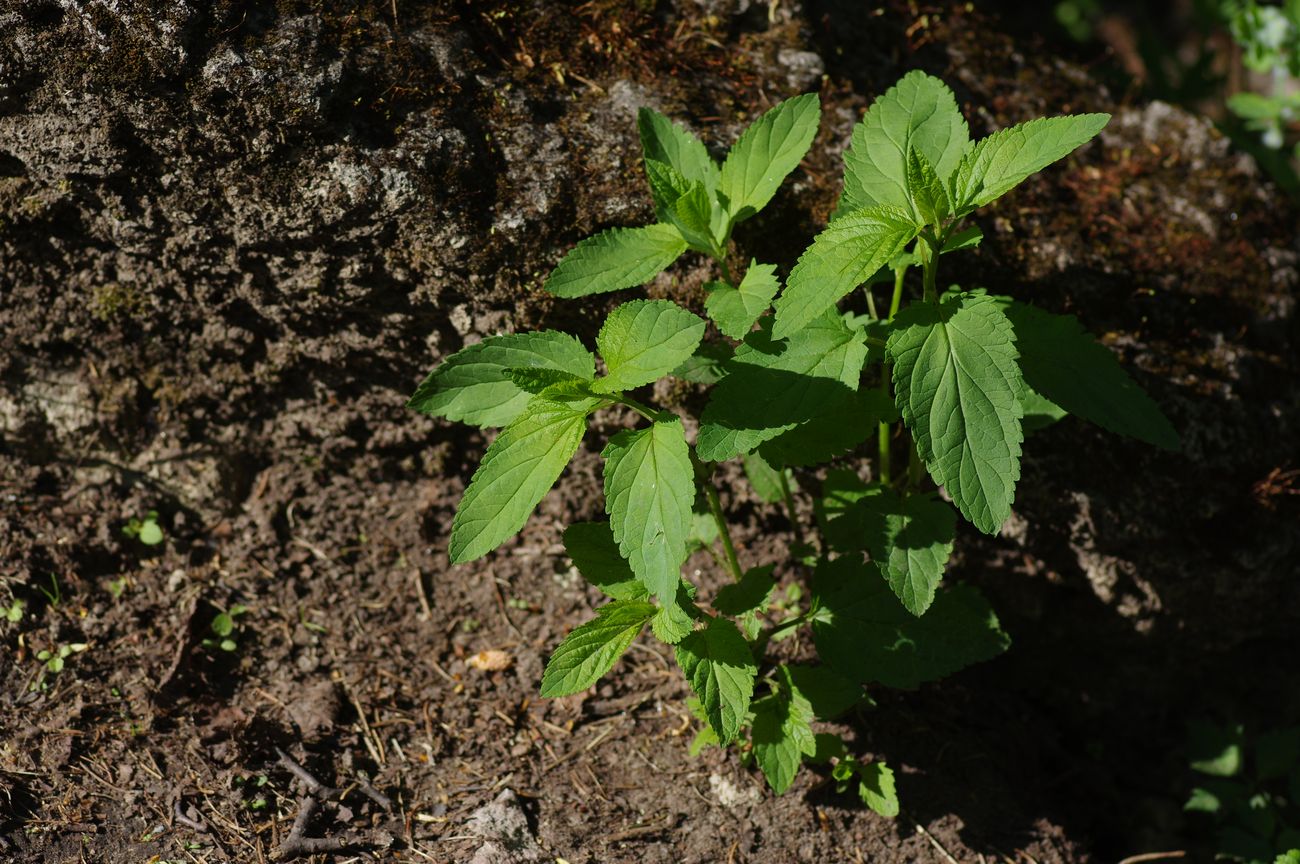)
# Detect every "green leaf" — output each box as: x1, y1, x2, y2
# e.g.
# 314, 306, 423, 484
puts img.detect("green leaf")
1020, 386, 1068, 434
697, 312, 867, 462
705, 262, 781, 340
562, 522, 648, 601
596, 300, 706, 392
409, 331, 596, 428
638, 107, 720, 196
751, 685, 816, 794
906, 148, 950, 225
857, 762, 899, 818
713, 565, 776, 616
941, 223, 983, 252
785, 664, 863, 720
888, 293, 1024, 534
1001, 301, 1179, 450
675, 617, 758, 744
603, 418, 695, 604
757, 387, 897, 469
689, 725, 720, 756
544, 224, 687, 298
1188, 720, 1244, 778
138, 520, 164, 546
672, 340, 733, 385
831, 487, 957, 616
652, 598, 696, 644
450, 396, 596, 563
811, 555, 1010, 689
839, 70, 969, 217
772, 205, 919, 339
506, 366, 586, 395
951, 114, 1110, 212
672, 182, 721, 253
741, 452, 791, 504
540, 600, 657, 697
1256, 726, 1300, 781
719, 93, 821, 222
